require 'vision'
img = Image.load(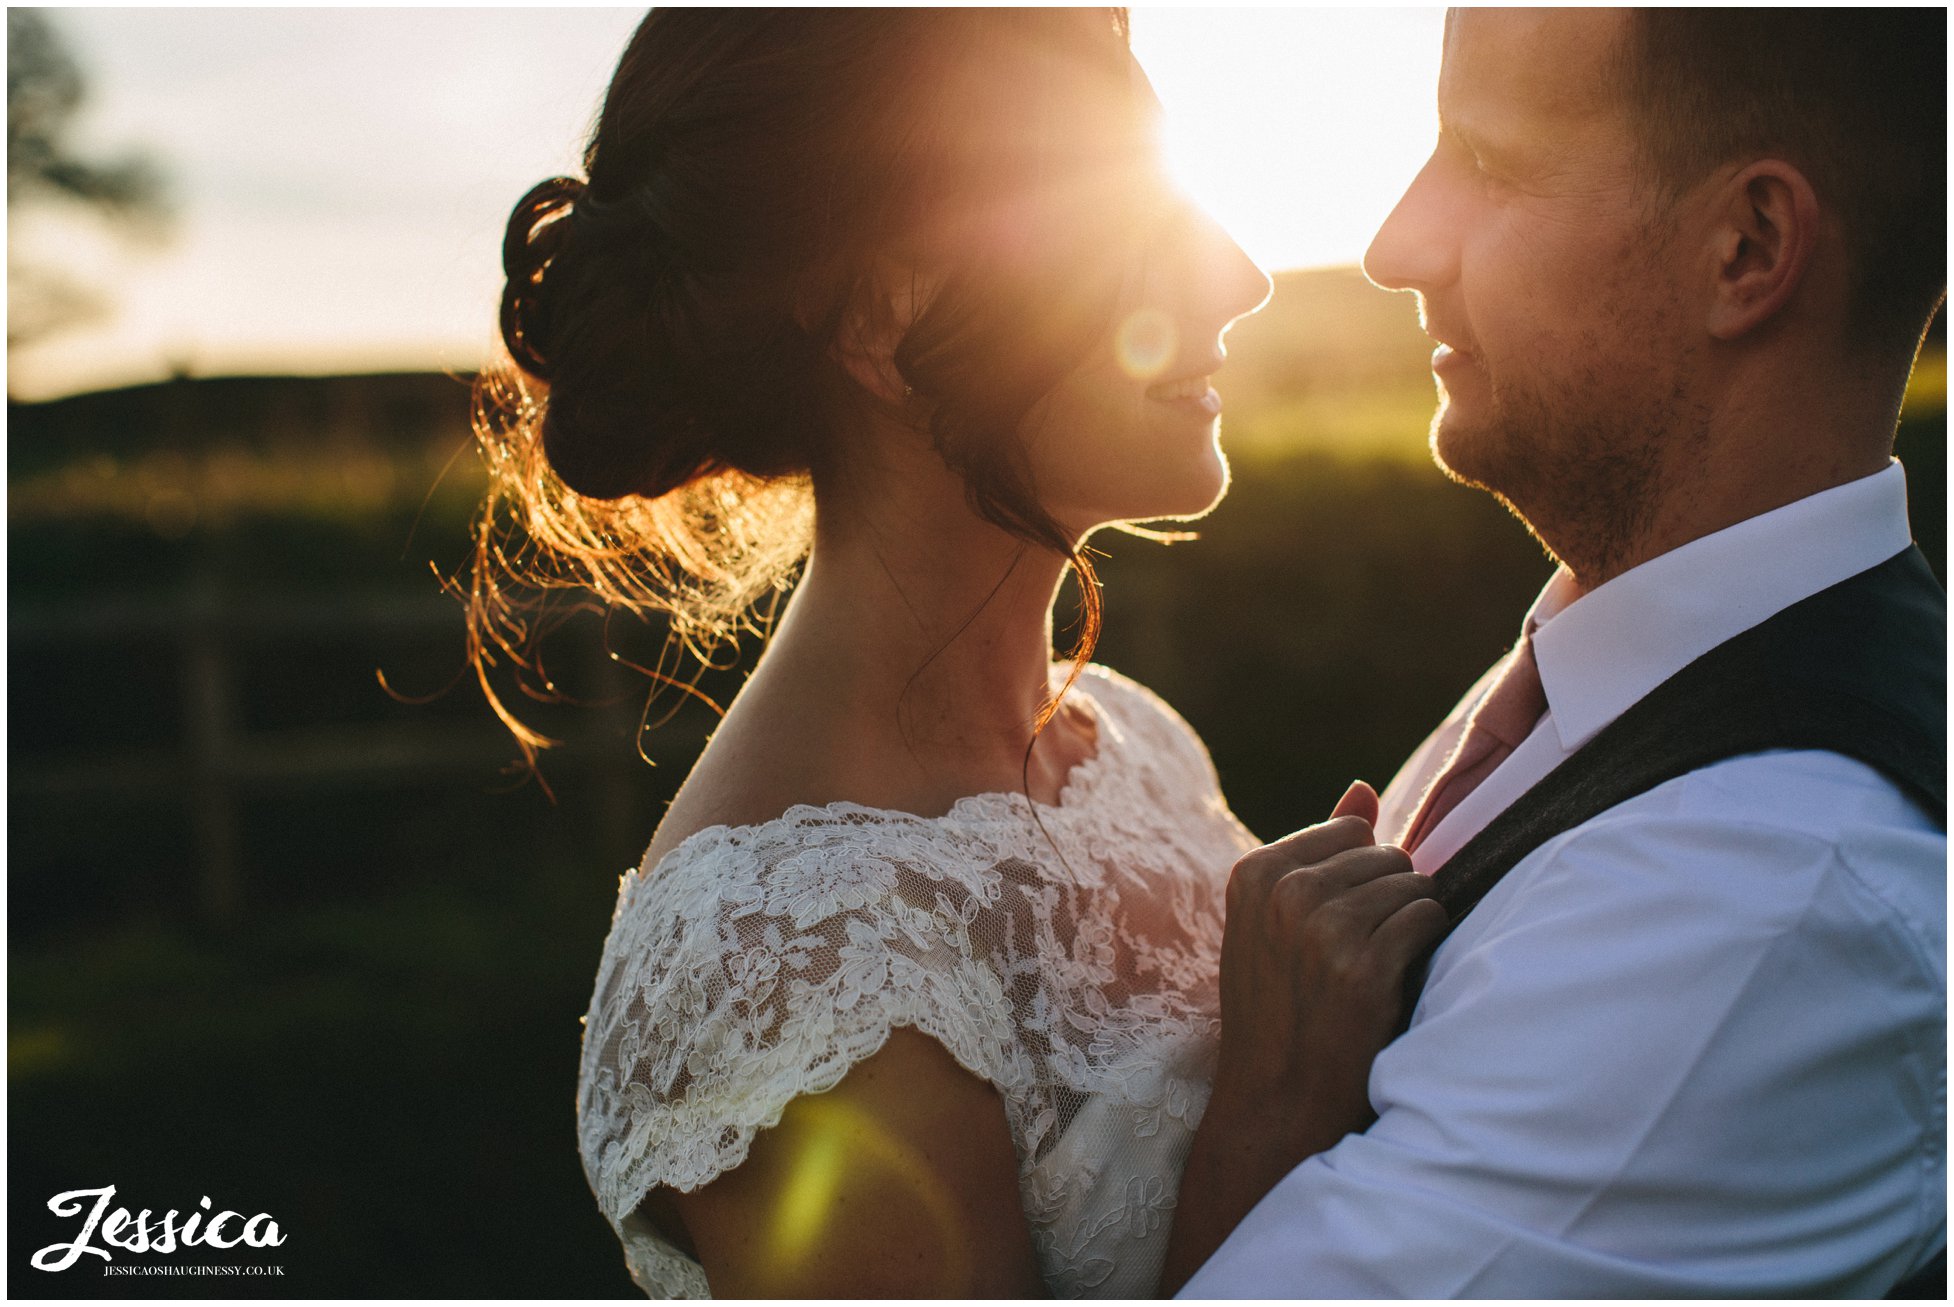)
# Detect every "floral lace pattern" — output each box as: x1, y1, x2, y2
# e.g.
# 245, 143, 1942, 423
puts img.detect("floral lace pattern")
575, 663, 1259, 1297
